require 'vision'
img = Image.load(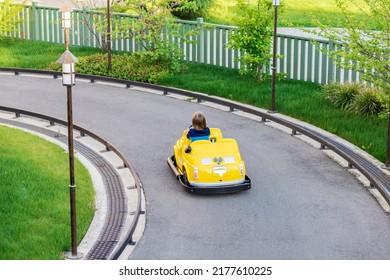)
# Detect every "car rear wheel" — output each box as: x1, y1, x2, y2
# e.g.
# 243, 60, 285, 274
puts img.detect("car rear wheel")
171, 155, 177, 166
